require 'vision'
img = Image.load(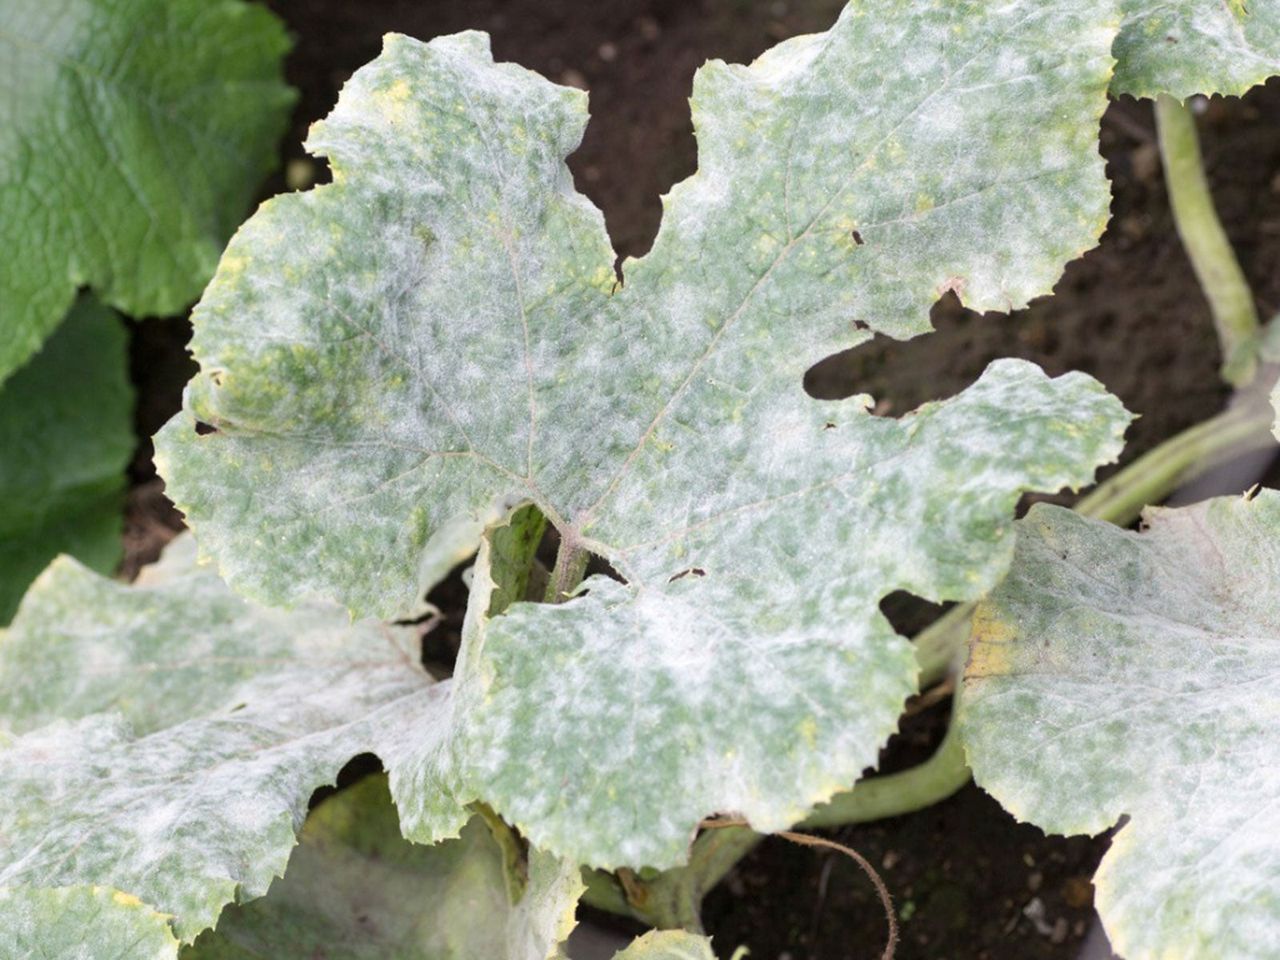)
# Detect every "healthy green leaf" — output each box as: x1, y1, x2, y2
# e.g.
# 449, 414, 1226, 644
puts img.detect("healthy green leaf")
0, 0, 294, 383
960, 493, 1280, 960
611, 930, 717, 960
0, 886, 179, 960
0, 296, 132, 623
1114, 1, 1280, 100
185, 774, 582, 960
0, 537, 465, 944
157, 7, 1131, 868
